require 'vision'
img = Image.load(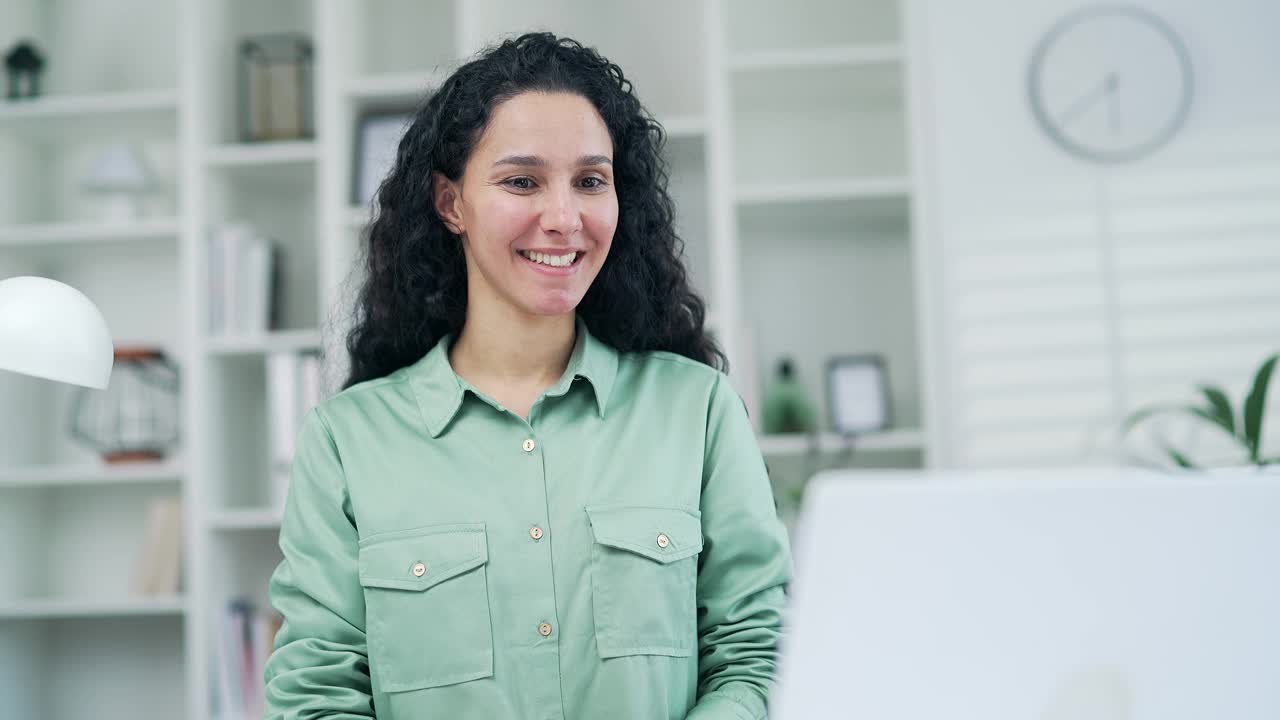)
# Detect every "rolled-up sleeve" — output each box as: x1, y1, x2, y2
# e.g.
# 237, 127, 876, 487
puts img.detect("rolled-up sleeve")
264, 407, 375, 719
687, 372, 794, 720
